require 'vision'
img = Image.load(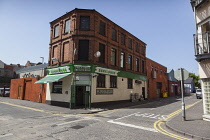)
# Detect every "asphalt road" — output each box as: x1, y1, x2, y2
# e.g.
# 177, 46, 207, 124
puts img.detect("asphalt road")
0, 95, 200, 140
